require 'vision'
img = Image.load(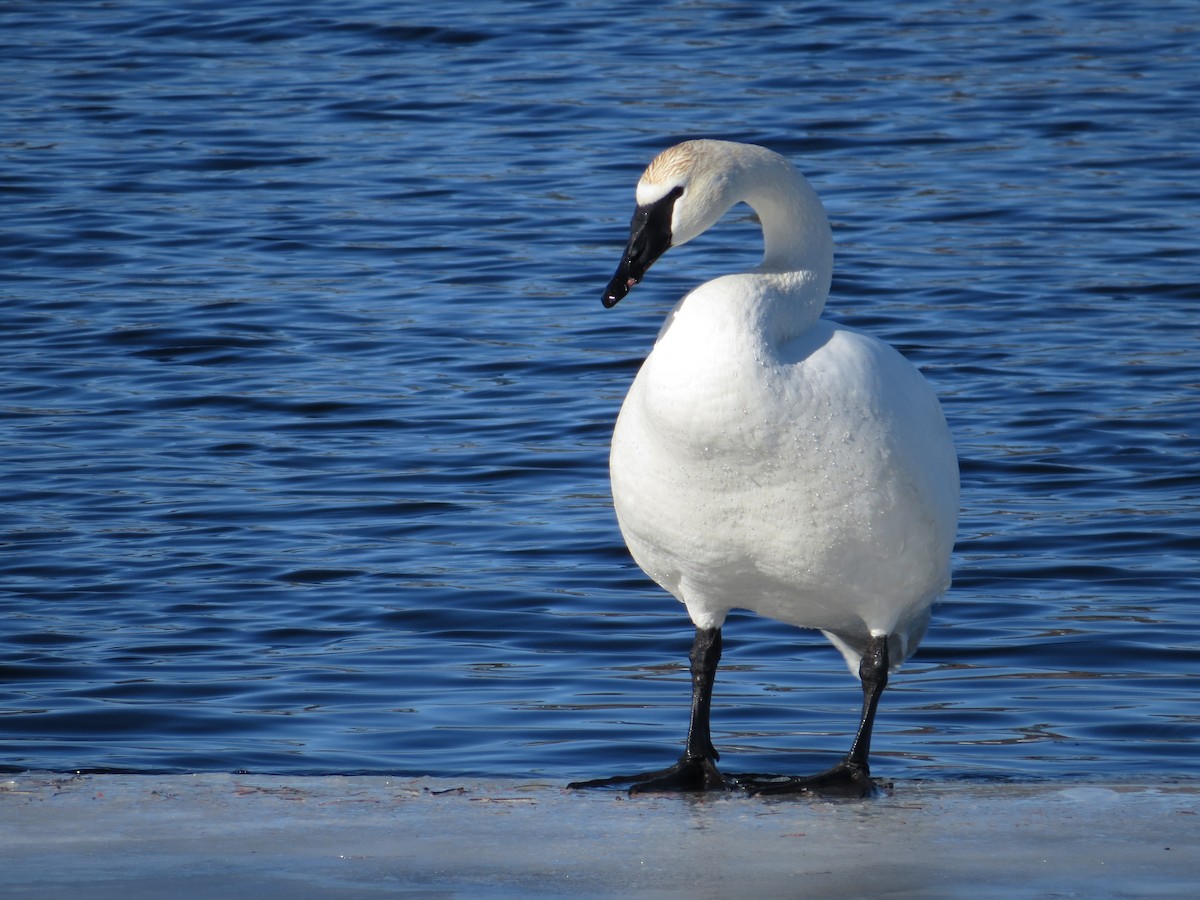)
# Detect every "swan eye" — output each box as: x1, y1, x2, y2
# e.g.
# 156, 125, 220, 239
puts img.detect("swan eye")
625, 184, 682, 268
640, 185, 683, 235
